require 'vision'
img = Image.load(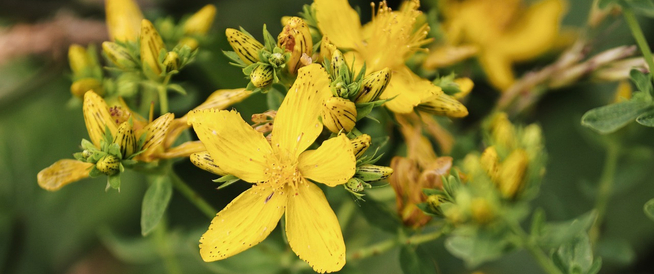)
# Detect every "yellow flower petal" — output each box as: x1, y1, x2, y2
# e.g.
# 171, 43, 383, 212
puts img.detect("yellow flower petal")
105, 0, 143, 42
271, 64, 330, 157
83, 91, 119, 148
478, 51, 515, 91
189, 151, 226, 175
37, 160, 93, 191
286, 181, 345, 273
298, 134, 356, 187
494, 0, 566, 61
136, 113, 174, 161
188, 109, 272, 183
161, 141, 205, 160
380, 67, 438, 114
423, 44, 478, 69
199, 184, 287, 261
314, 0, 362, 49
